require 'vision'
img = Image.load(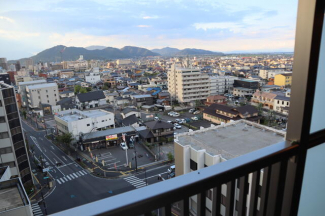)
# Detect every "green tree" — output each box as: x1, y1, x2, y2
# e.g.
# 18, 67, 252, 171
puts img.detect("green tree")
167, 152, 174, 161
86, 87, 92, 92
58, 133, 74, 147
74, 85, 81, 94
22, 110, 27, 119
102, 85, 109, 90
79, 88, 87, 93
